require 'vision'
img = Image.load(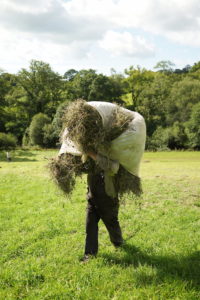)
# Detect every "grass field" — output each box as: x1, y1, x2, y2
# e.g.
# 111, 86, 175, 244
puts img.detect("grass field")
0, 150, 200, 300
